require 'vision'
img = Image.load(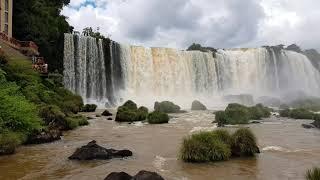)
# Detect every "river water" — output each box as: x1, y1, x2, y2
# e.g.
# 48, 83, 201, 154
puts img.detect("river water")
0, 110, 319, 180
